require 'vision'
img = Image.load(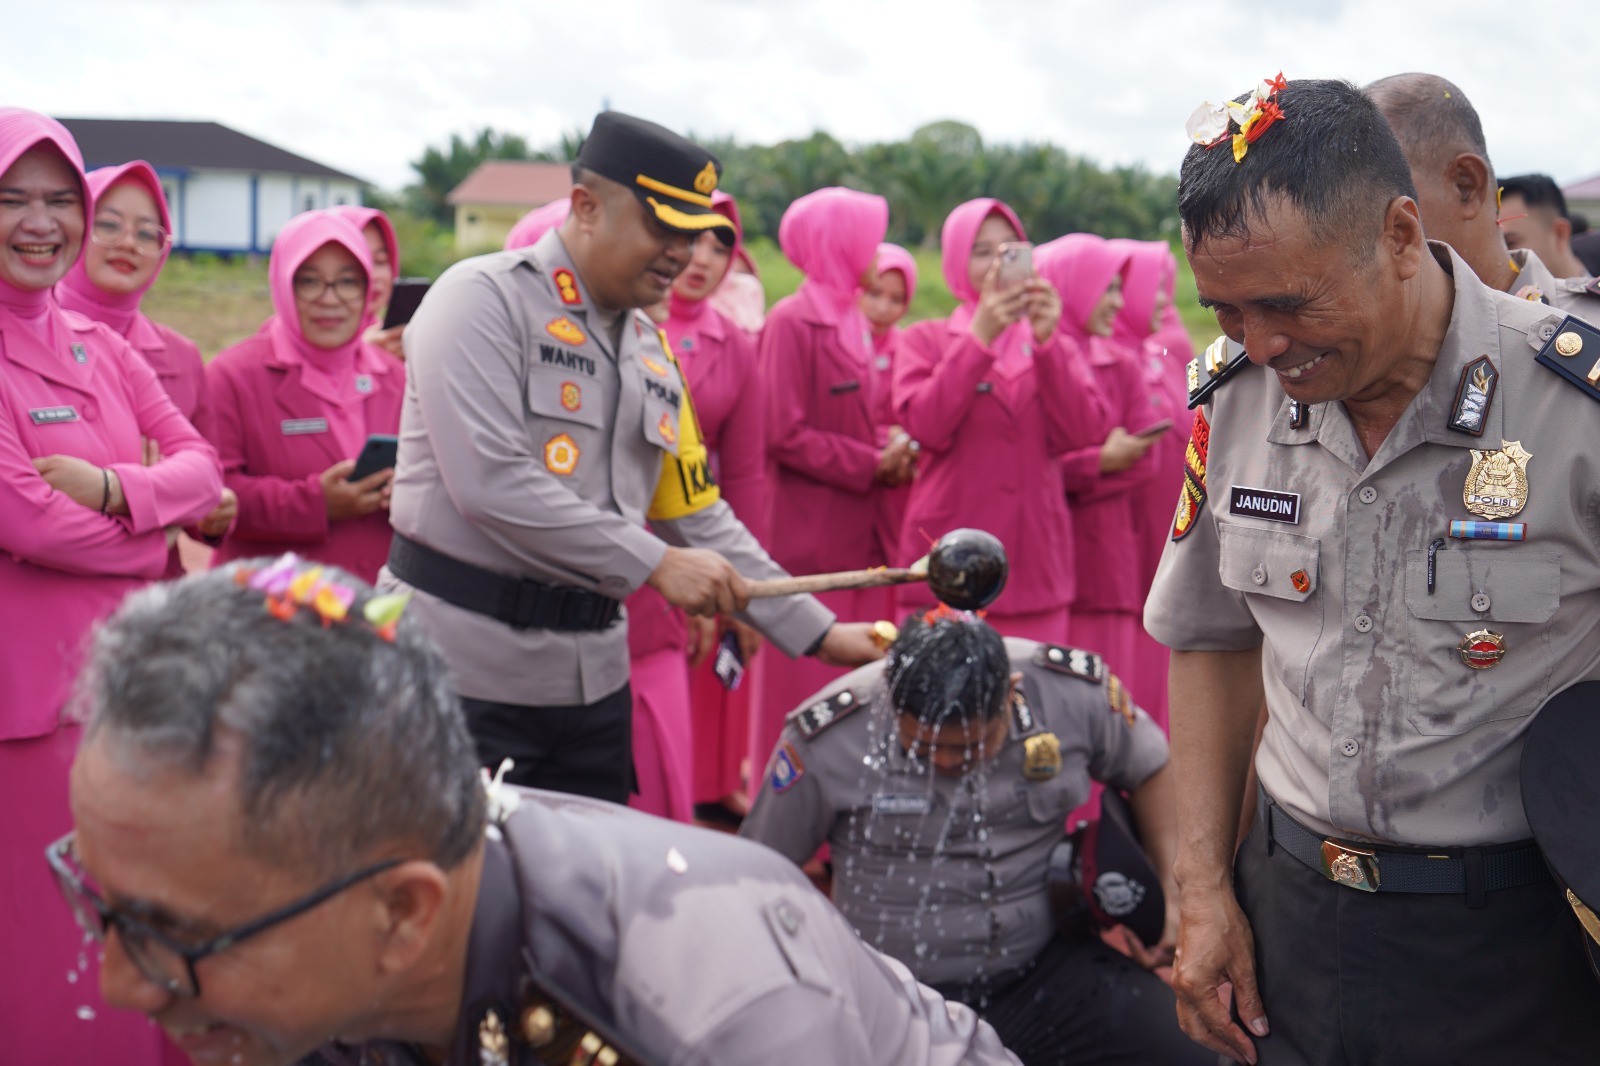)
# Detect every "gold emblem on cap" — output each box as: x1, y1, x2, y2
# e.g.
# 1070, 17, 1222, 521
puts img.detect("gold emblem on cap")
693, 161, 718, 195
1554, 331, 1583, 357
1458, 628, 1506, 669
1023, 732, 1062, 780
1463, 439, 1531, 519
